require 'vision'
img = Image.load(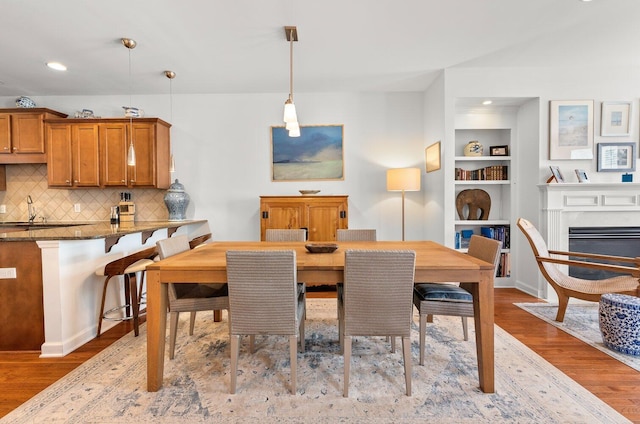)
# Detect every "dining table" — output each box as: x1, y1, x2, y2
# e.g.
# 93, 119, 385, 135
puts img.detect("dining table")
145, 240, 497, 393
